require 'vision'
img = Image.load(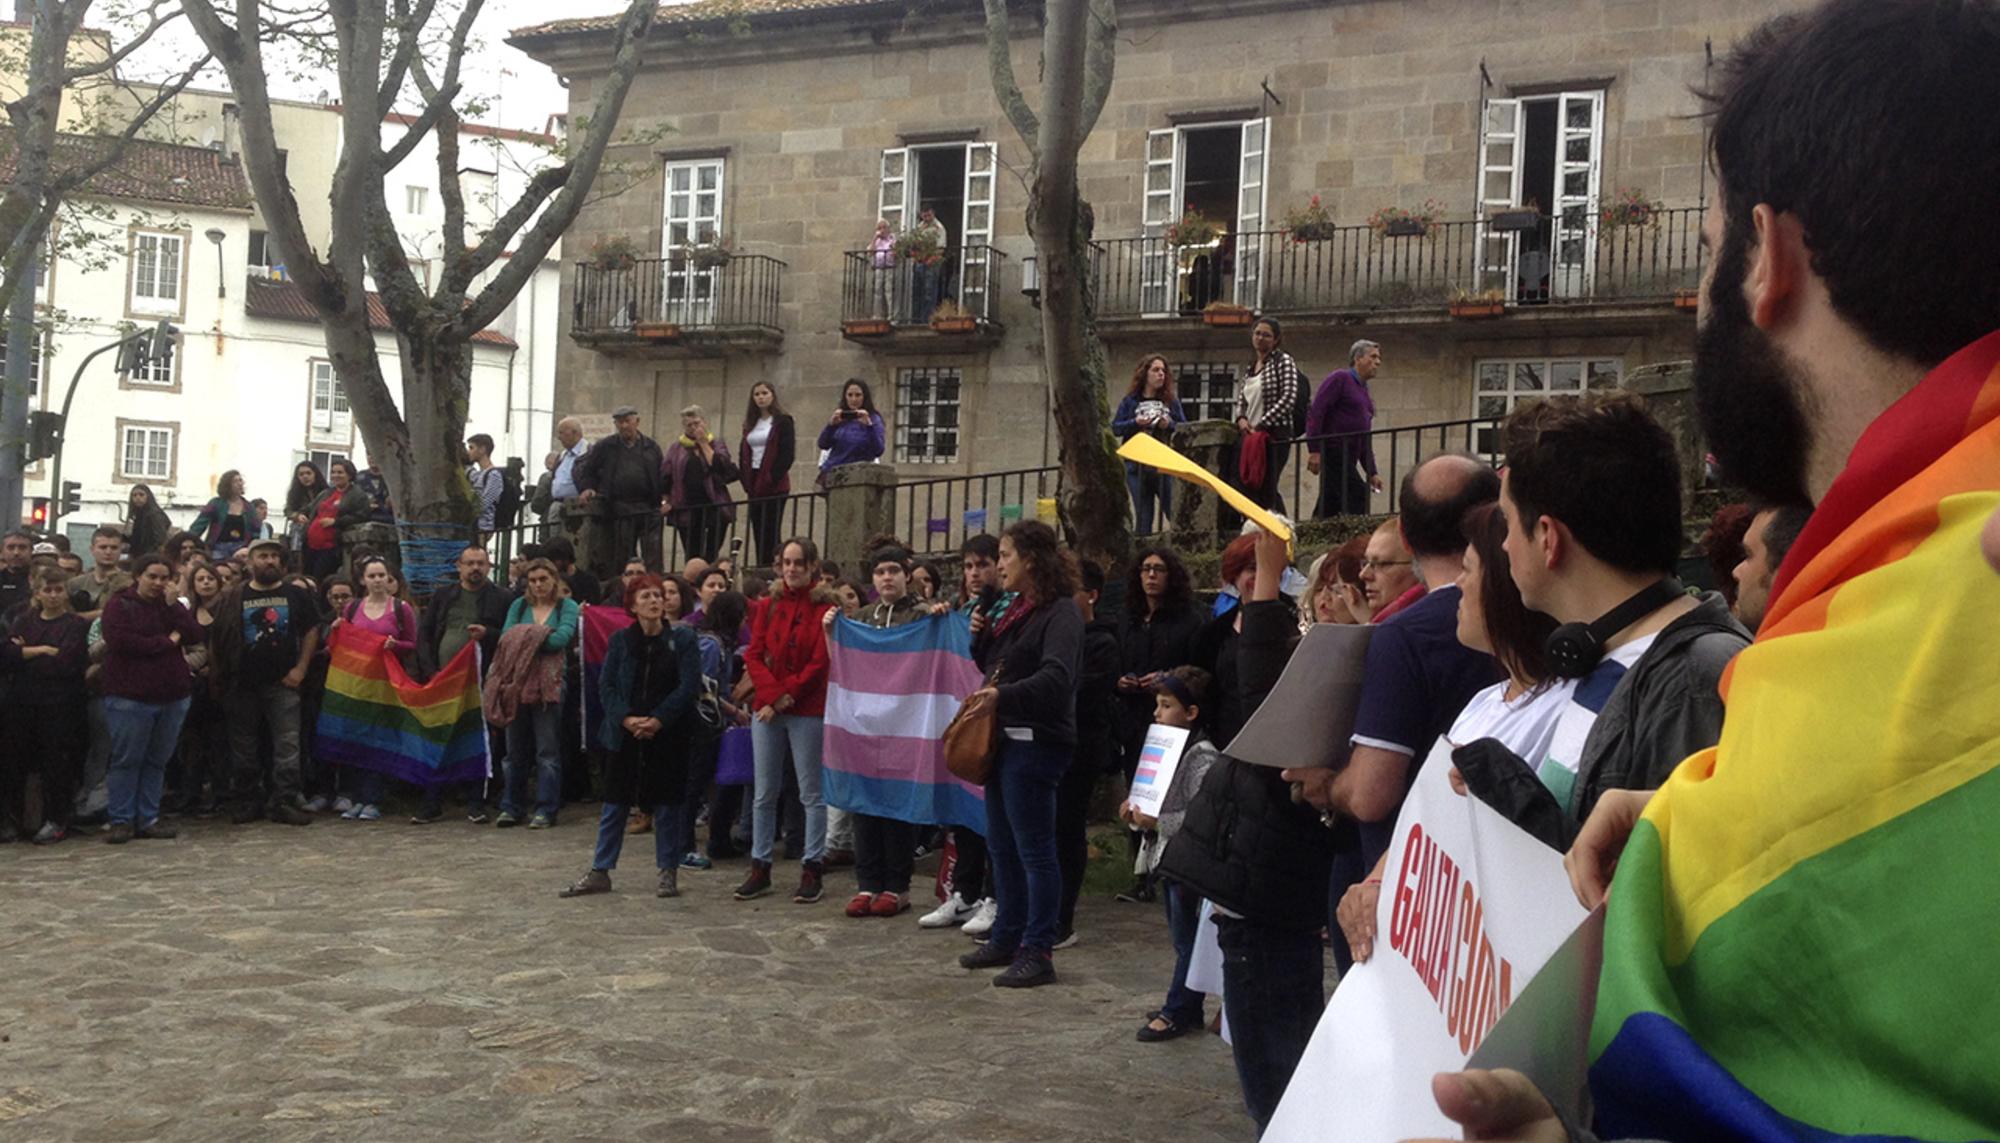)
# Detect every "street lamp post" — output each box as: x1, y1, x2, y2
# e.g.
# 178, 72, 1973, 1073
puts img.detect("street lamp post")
46, 327, 159, 533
